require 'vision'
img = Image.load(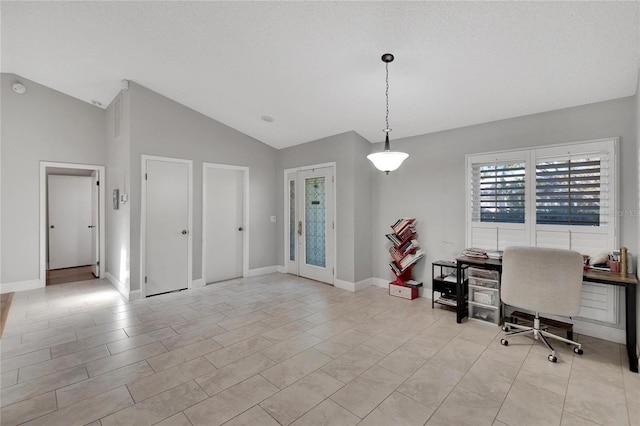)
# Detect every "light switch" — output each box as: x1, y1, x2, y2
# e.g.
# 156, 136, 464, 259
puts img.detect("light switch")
270, 216, 277, 223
